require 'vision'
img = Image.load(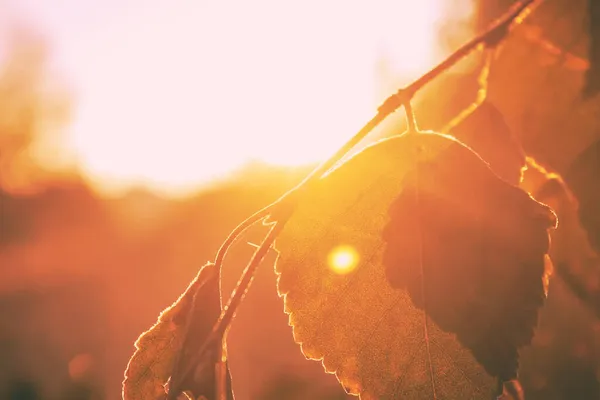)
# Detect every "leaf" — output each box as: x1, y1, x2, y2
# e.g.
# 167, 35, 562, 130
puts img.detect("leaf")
275, 131, 557, 399
122, 262, 233, 400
